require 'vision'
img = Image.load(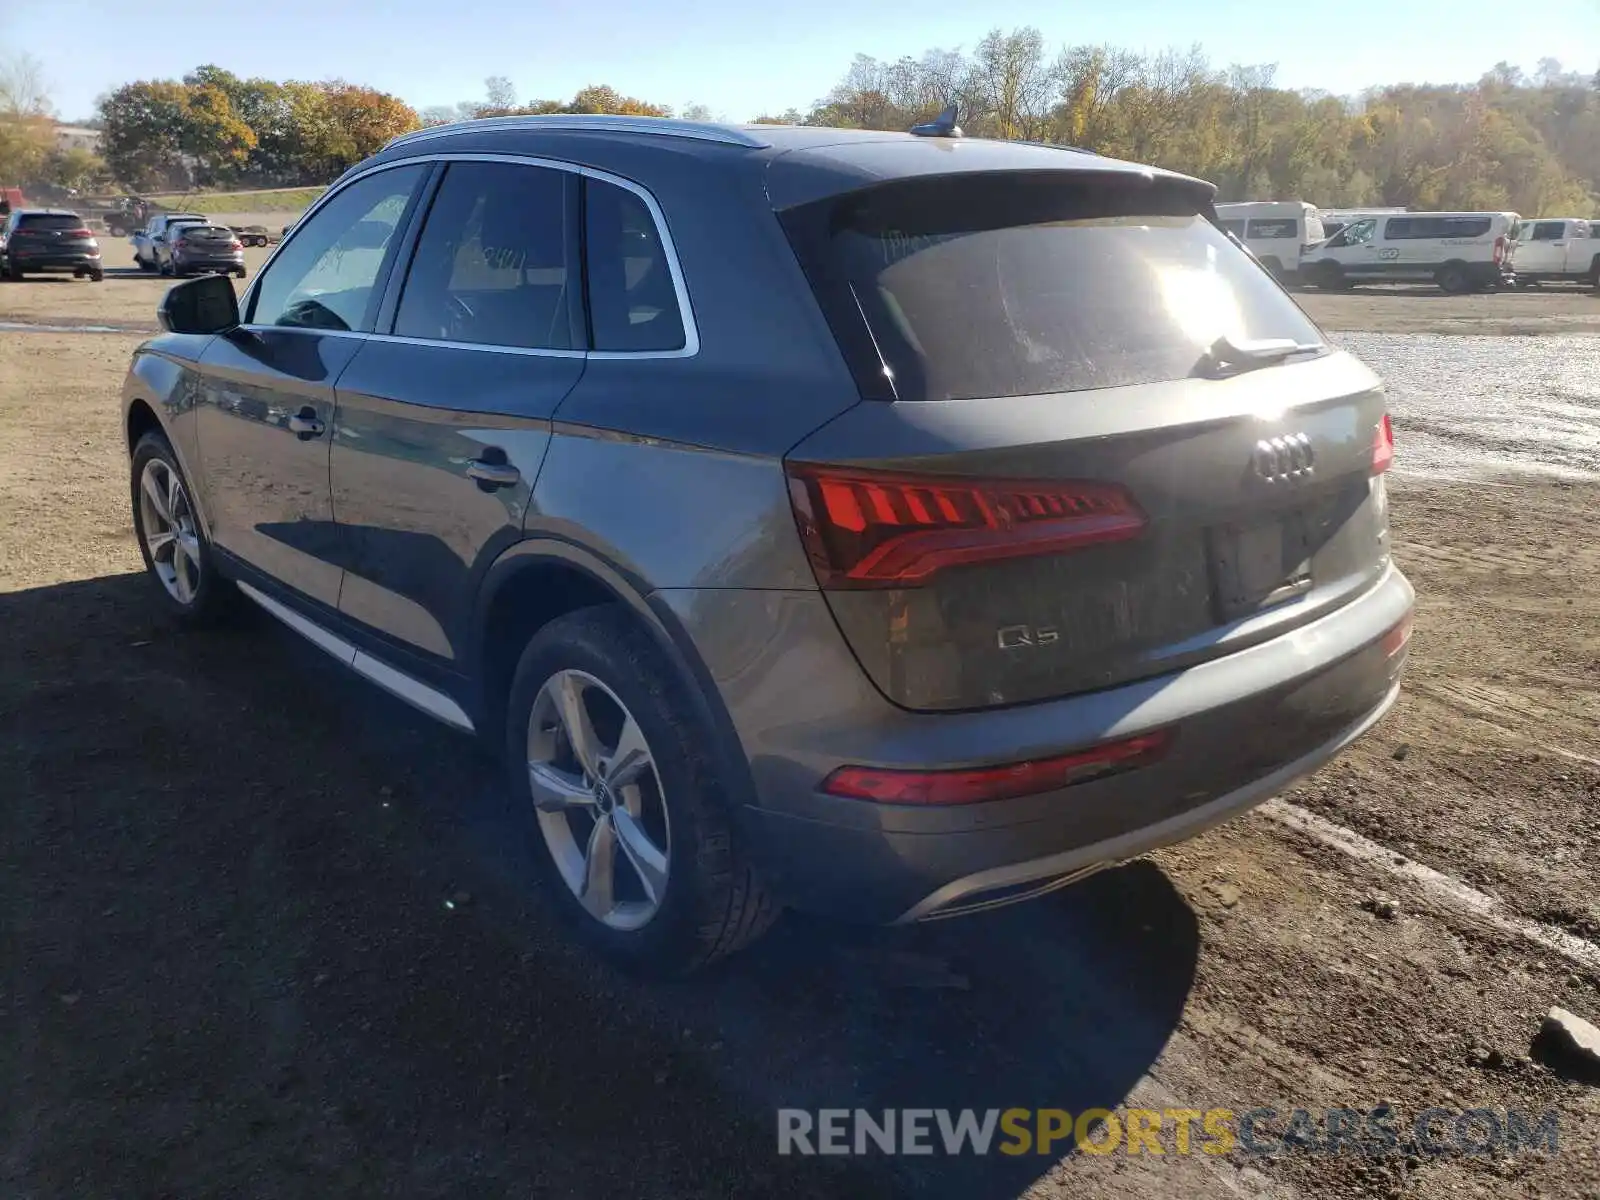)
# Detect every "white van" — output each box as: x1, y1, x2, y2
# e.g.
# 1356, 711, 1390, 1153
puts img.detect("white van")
1513, 218, 1598, 286
1213, 201, 1324, 278
1301, 211, 1519, 292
